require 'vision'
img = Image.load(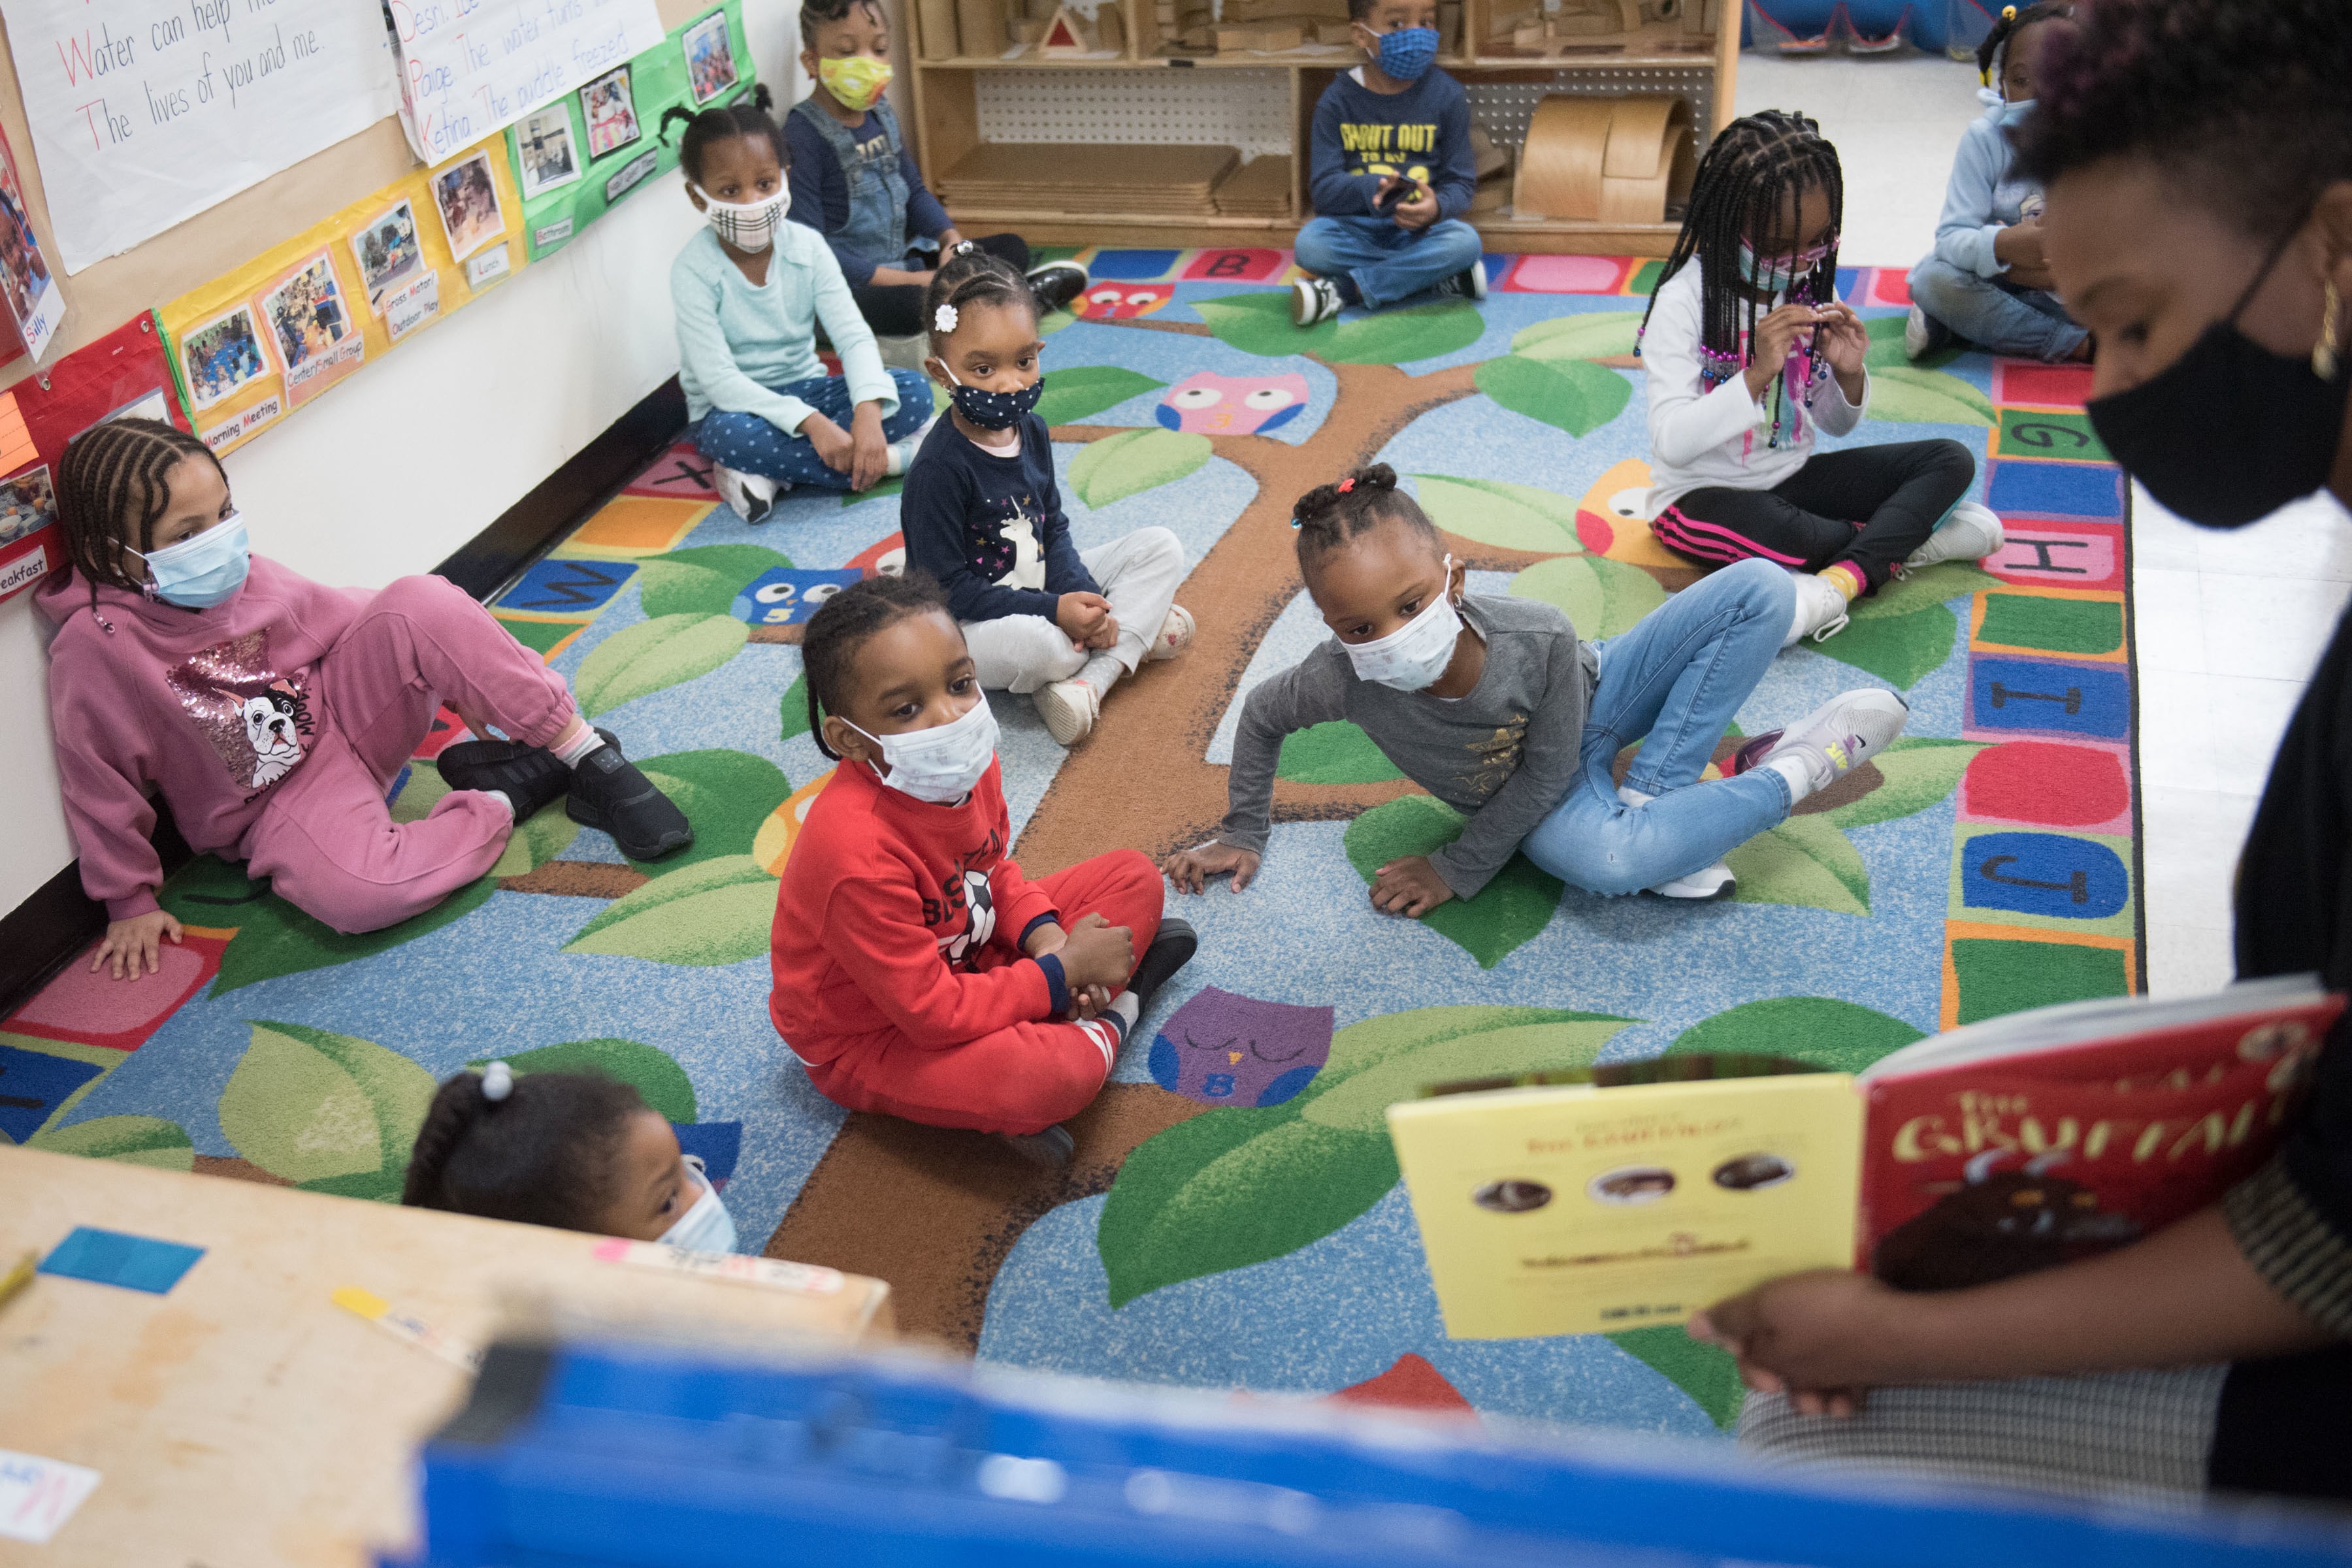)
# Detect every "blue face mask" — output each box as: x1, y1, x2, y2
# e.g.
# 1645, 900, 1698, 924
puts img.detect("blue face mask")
136, 514, 250, 609
1997, 96, 2034, 125
1373, 25, 1439, 81
938, 364, 1045, 431
660, 1155, 738, 1254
